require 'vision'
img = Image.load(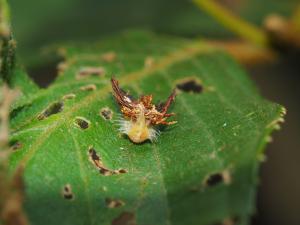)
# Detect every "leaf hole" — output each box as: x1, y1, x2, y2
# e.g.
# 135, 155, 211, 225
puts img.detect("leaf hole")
105, 198, 125, 208
89, 147, 101, 162
62, 184, 74, 200
100, 107, 113, 120
9, 140, 23, 151
101, 51, 117, 62
74, 117, 90, 129
37, 101, 64, 120
176, 78, 203, 94
76, 66, 105, 80
99, 168, 128, 176
204, 170, 232, 187
205, 173, 223, 186
88, 146, 127, 176
117, 169, 128, 174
